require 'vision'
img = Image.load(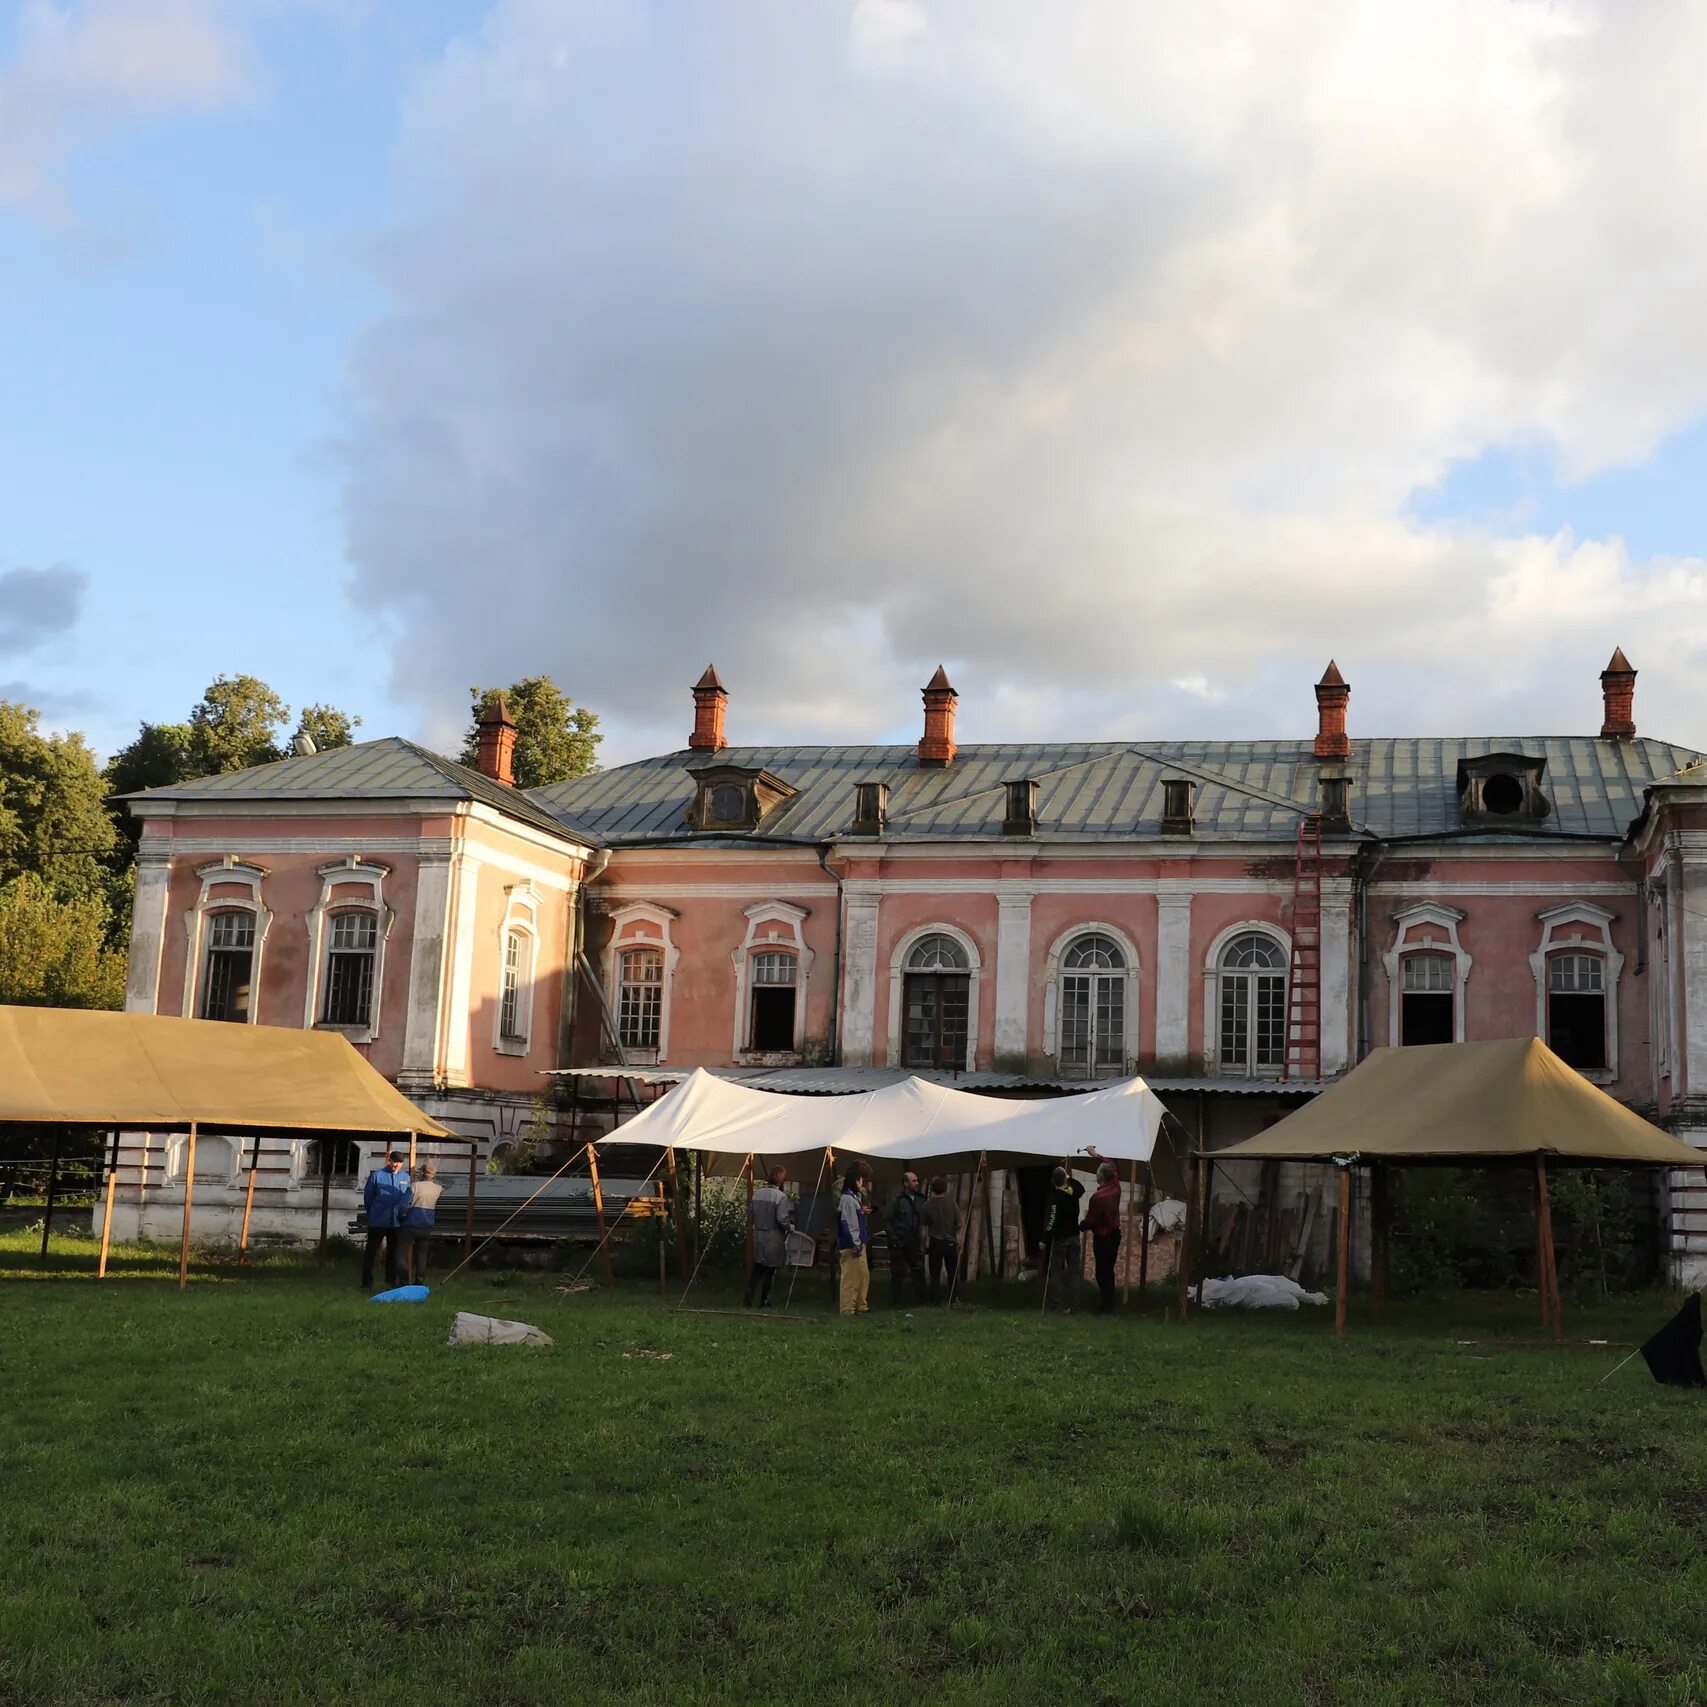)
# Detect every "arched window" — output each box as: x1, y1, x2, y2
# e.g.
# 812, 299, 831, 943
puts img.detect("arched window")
747, 949, 798, 1051
903, 933, 971, 1068
200, 910, 255, 1023
320, 910, 379, 1028
499, 928, 531, 1044
1400, 951, 1455, 1046
618, 948, 664, 1050
1217, 932, 1286, 1077
1548, 952, 1606, 1070
1059, 933, 1127, 1077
